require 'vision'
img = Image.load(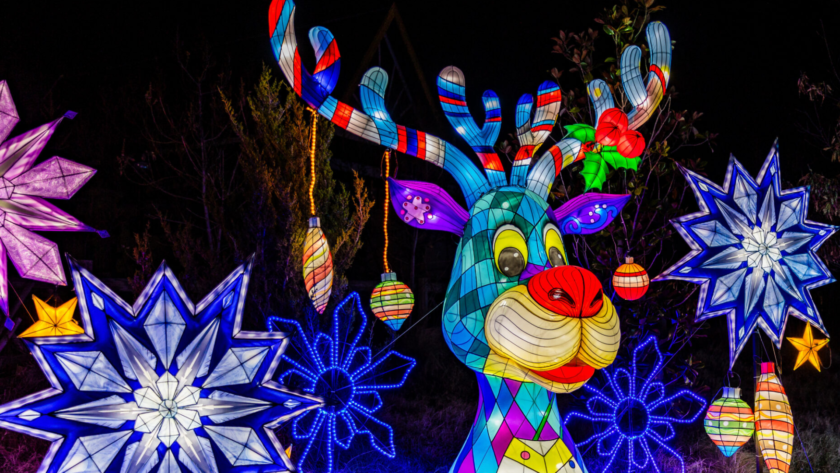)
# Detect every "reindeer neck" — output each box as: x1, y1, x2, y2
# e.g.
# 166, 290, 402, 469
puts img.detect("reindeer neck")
449, 373, 582, 473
